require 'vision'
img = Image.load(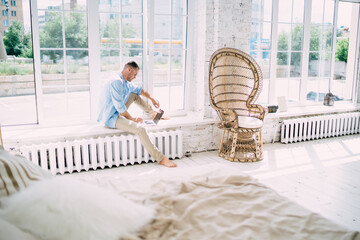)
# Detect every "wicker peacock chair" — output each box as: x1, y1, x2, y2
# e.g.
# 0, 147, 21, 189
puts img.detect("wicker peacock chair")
209, 48, 266, 162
